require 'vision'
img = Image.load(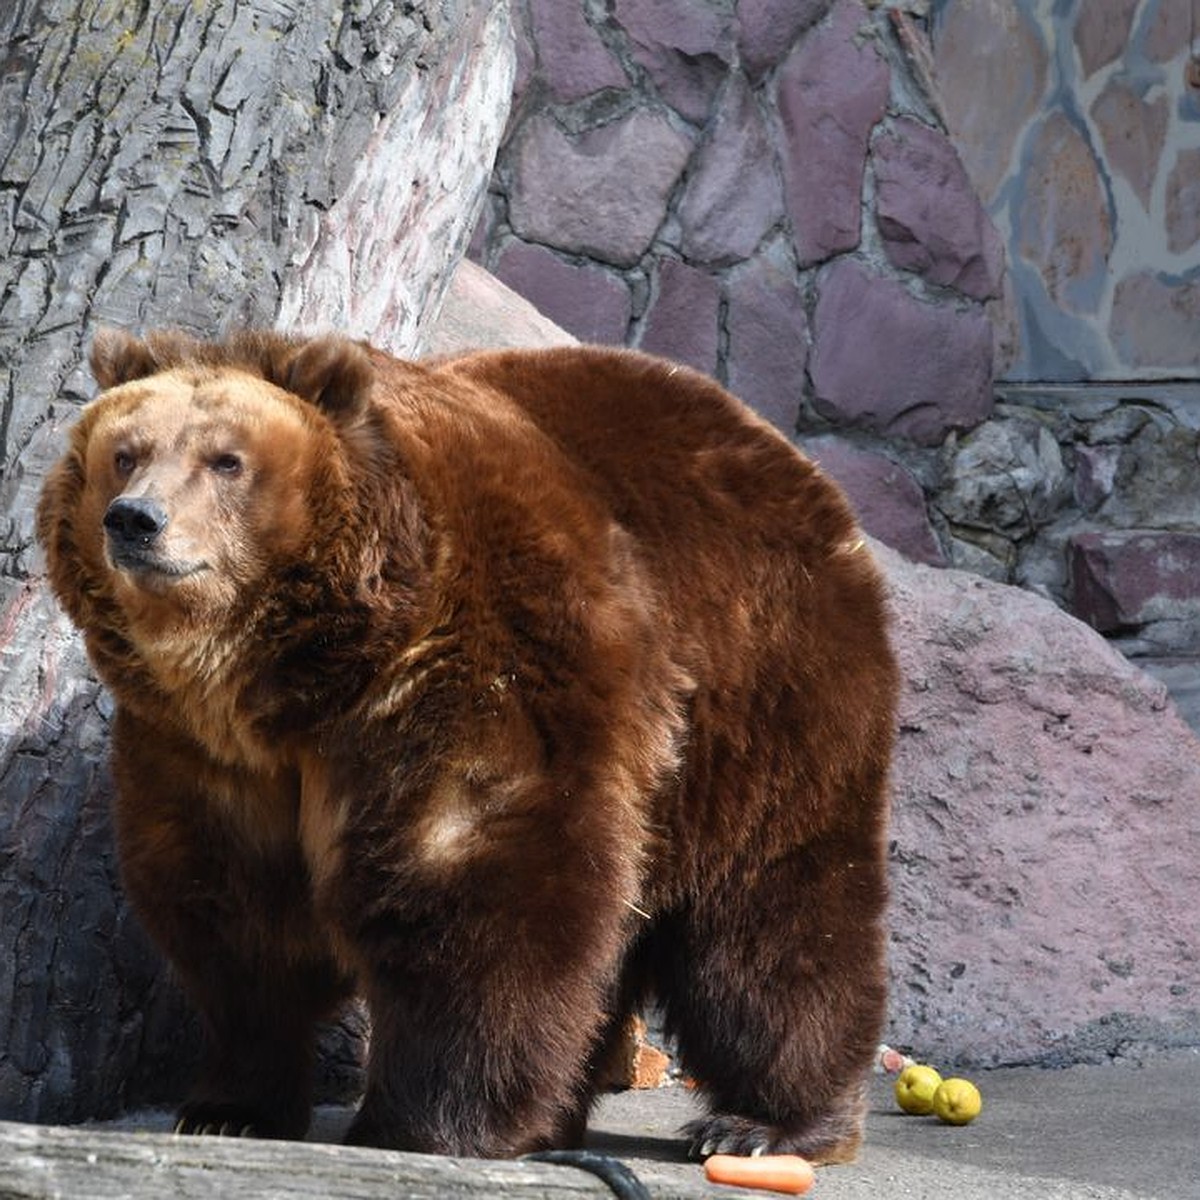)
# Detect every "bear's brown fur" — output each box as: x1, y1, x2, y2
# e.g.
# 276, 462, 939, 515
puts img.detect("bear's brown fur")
38, 328, 898, 1162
